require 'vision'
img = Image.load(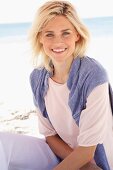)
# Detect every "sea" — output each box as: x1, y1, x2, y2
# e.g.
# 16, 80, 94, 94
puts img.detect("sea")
0, 16, 113, 114
0, 16, 113, 38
